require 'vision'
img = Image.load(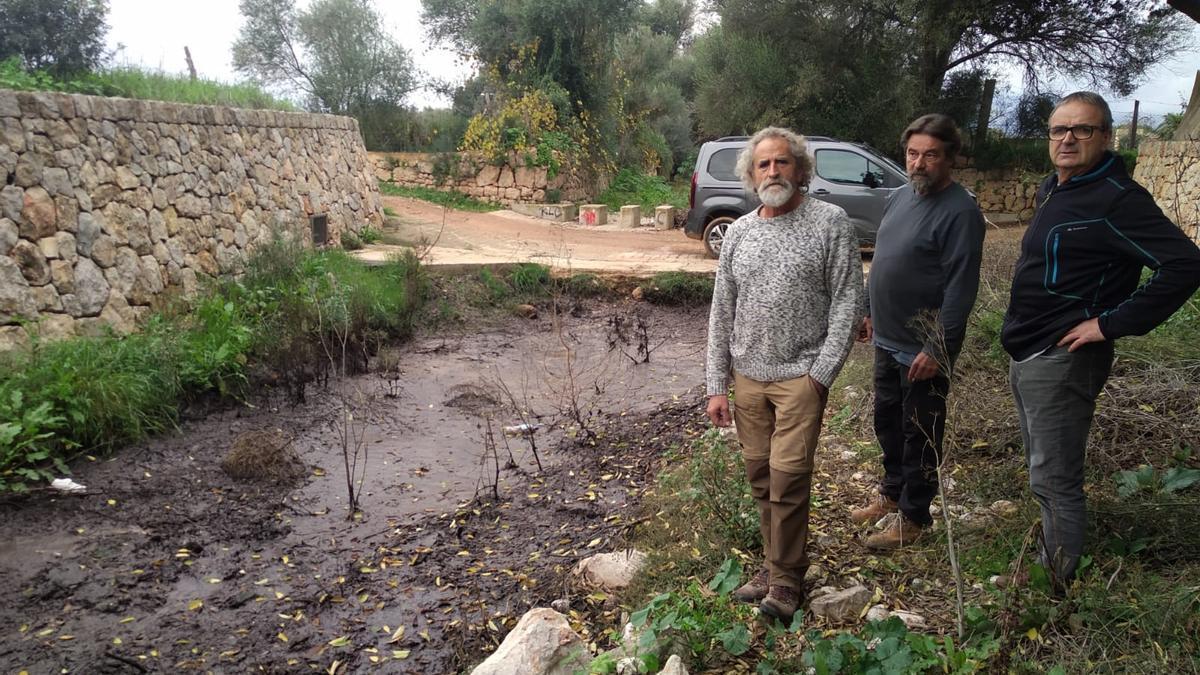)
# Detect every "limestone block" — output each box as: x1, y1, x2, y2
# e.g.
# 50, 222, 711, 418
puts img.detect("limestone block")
50, 259, 75, 294
504, 187, 520, 201
0, 118, 25, 151
514, 165, 548, 189
12, 240, 51, 286
104, 247, 141, 296
20, 186, 57, 239
809, 585, 872, 623
618, 205, 641, 229
498, 166, 516, 188
52, 195, 78, 233
54, 231, 78, 263
579, 204, 608, 226
14, 152, 43, 187
654, 205, 675, 231
0, 218, 16, 255
42, 166, 73, 197
0, 256, 37, 320
32, 284, 62, 311
0, 187, 20, 226
469, 609, 589, 675
98, 290, 135, 335
91, 234, 117, 267
37, 236, 59, 260
0, 326, 30, 353
573, 550, 647, 590
36, 313, 75, 341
